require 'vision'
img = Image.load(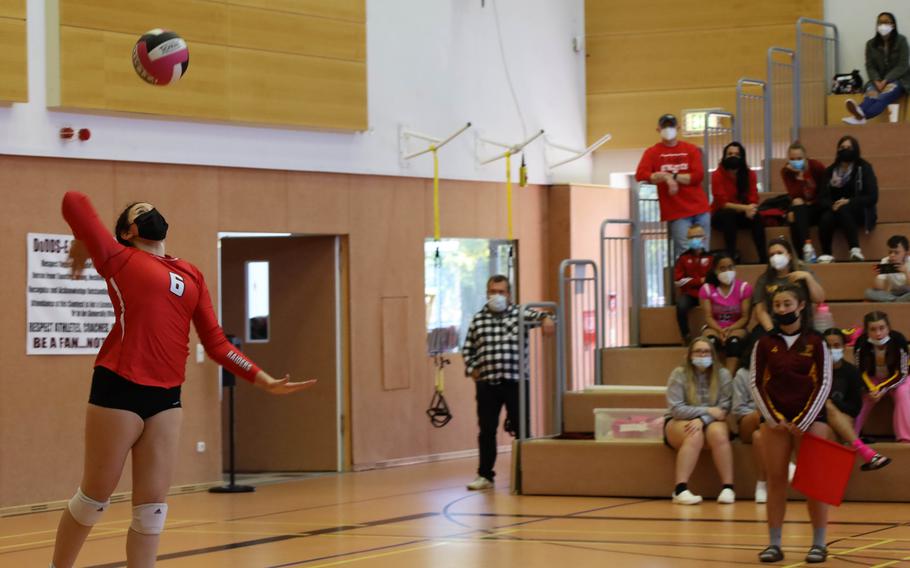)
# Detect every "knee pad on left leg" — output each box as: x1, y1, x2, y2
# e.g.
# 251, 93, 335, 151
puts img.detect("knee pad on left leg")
725, 336, 743, 358
131, 503, 168, 535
